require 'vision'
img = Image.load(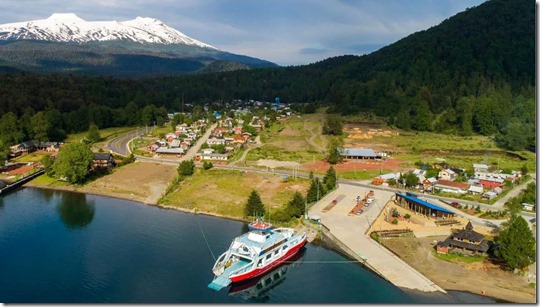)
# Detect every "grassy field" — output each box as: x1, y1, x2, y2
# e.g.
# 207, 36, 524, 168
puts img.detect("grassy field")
159, 168, 310, 220
11, 152, 50, 163
343, 122, 535, 172
246, 113, 328, 163
246, 112, 535, 173
30, 174, 70, 187
65, 126, 139, 144
337, 169, 394, 180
